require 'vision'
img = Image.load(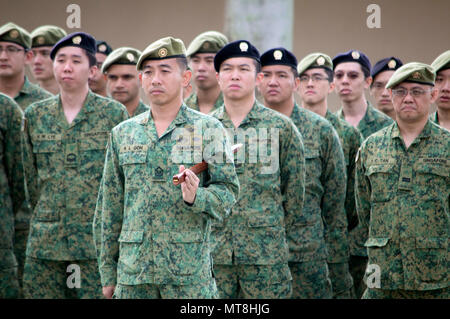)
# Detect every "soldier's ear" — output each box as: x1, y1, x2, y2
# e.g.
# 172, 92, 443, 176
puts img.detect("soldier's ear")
430, 87, 439, 103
